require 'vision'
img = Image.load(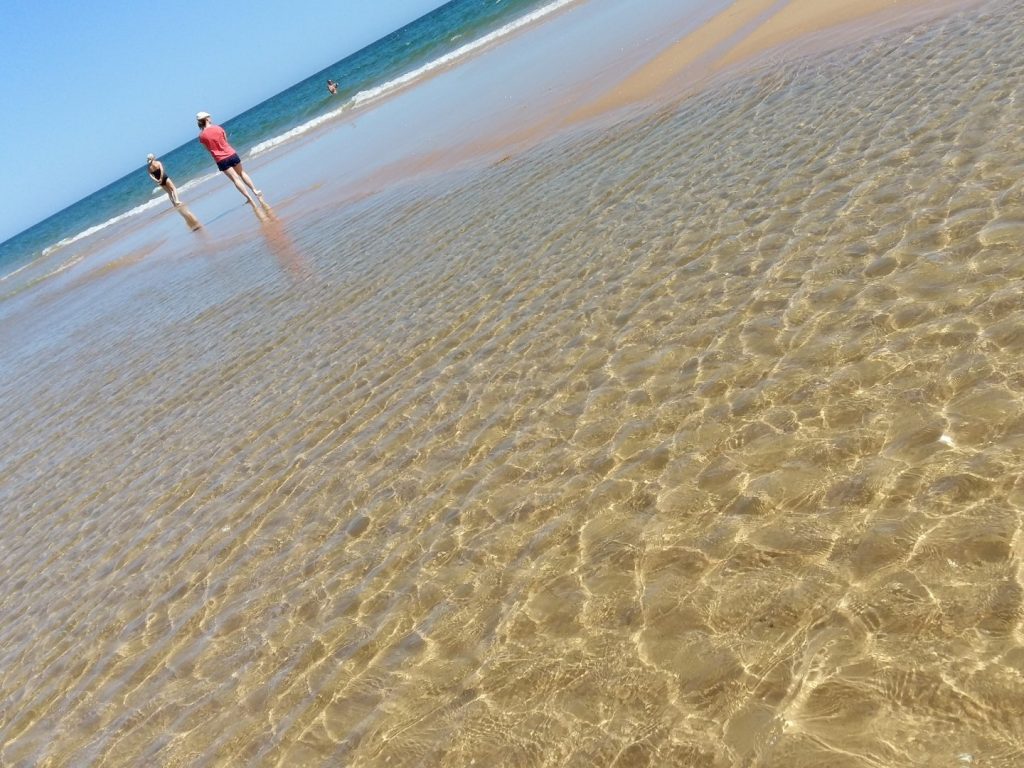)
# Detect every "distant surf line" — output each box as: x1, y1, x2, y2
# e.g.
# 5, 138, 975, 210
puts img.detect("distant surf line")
248, 0, 580, 157
29, 0, 582, 268
39, 173, 220, 258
